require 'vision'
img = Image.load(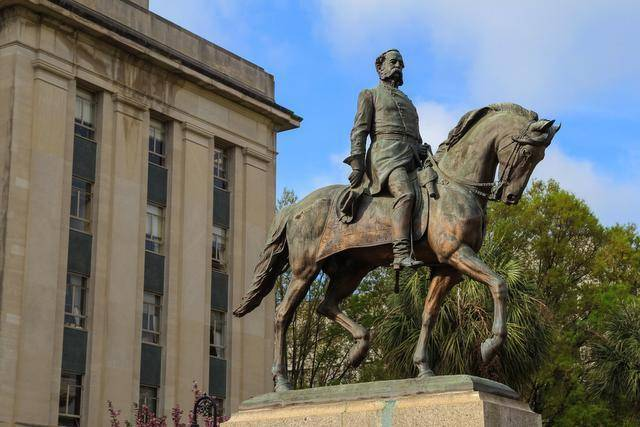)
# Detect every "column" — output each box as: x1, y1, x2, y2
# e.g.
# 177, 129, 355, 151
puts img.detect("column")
174, 123, 212, 408
13, 58, 75, 425
99, 94, 148, 418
